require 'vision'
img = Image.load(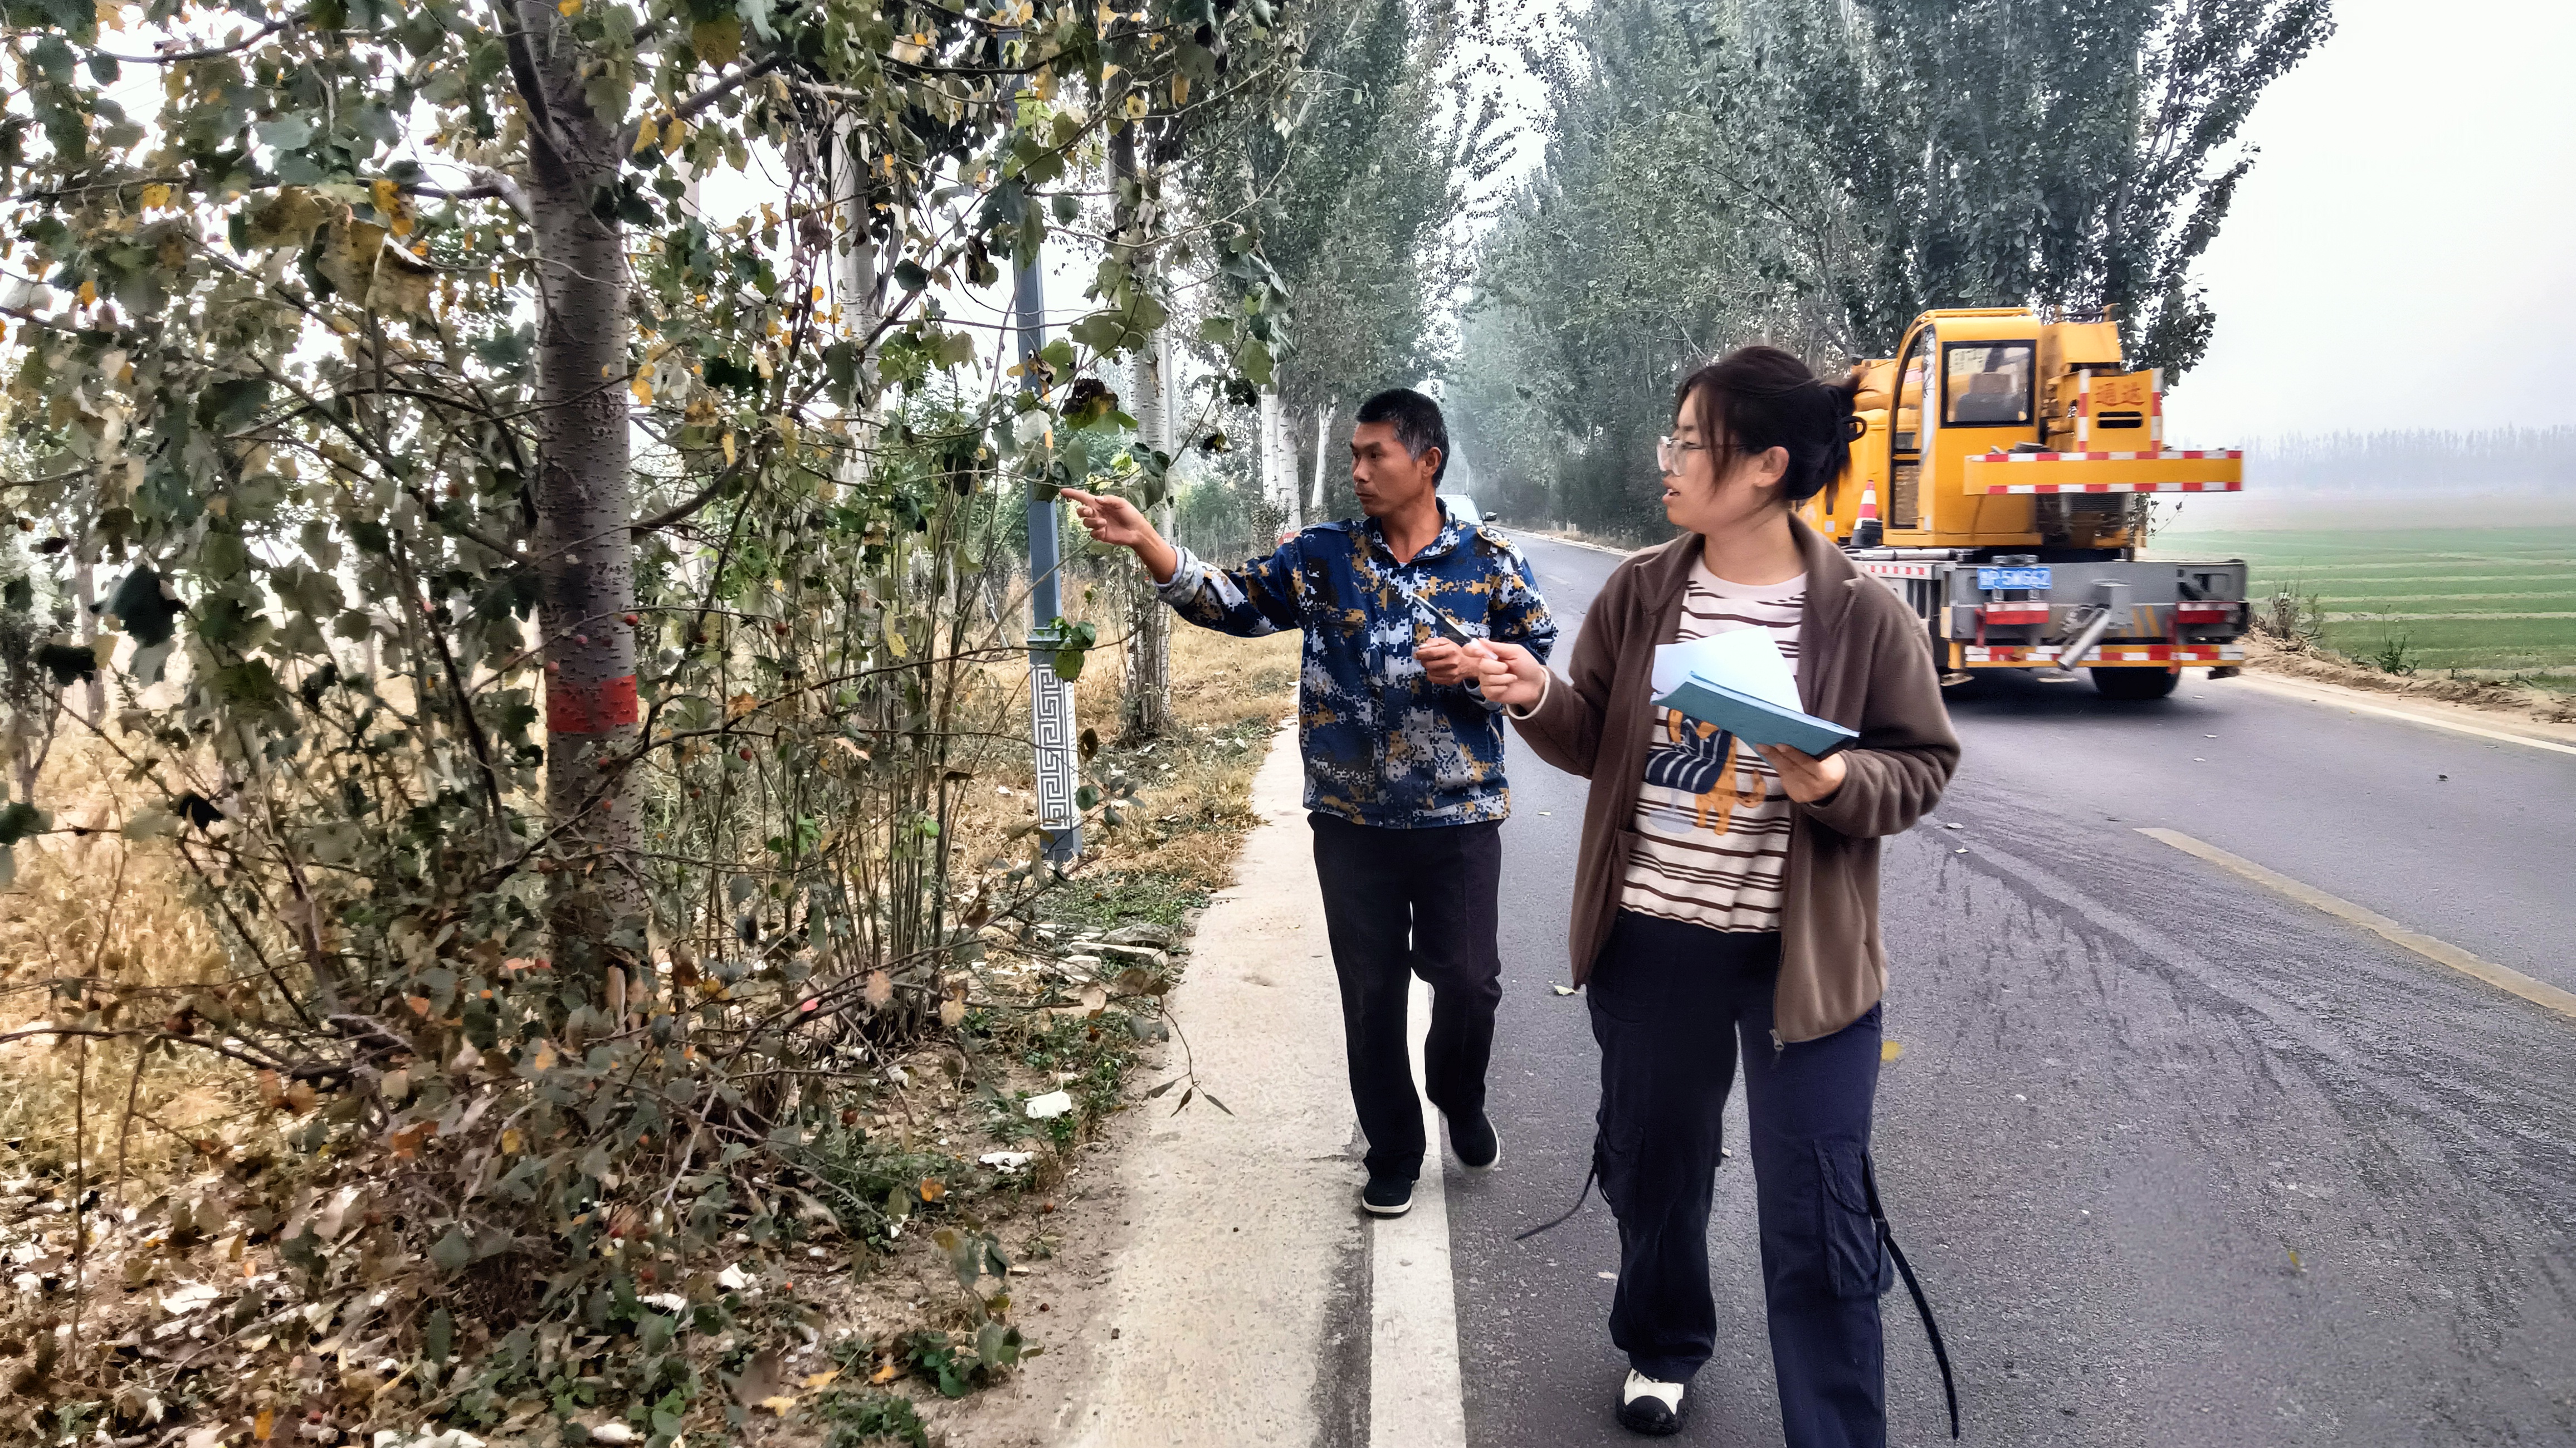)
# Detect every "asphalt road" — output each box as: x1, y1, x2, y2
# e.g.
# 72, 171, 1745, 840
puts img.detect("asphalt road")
1445, 533, 2576, 1446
